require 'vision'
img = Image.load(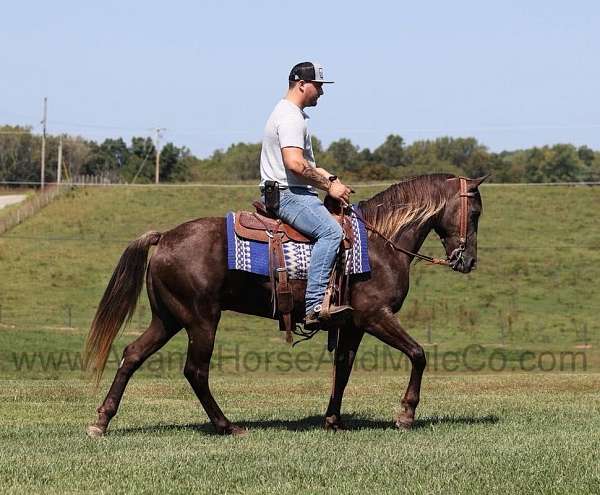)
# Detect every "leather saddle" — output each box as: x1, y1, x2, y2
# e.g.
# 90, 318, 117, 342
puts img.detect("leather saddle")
231, 198, 353, 345
234, 200, 354, 246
